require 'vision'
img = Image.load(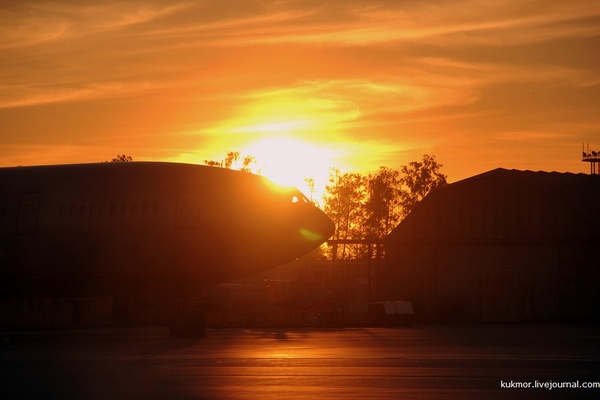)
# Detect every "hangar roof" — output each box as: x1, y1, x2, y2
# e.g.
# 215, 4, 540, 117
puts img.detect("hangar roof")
387, 168, 600, 242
